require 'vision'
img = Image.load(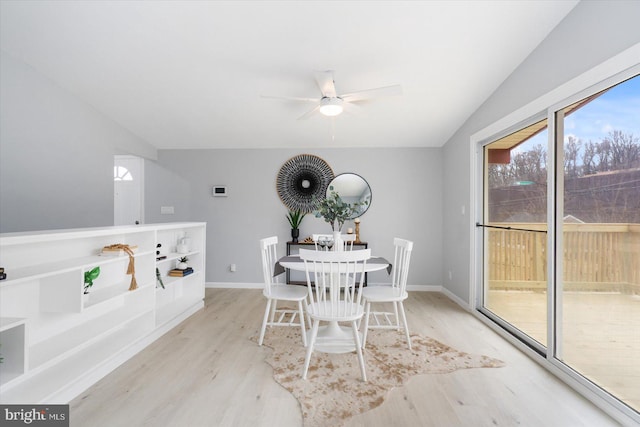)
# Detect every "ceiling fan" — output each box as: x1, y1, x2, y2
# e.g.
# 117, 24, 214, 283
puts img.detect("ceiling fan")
263, 70, 402, 120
